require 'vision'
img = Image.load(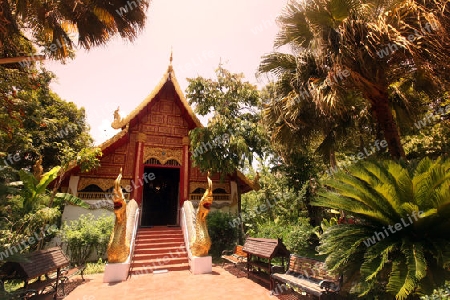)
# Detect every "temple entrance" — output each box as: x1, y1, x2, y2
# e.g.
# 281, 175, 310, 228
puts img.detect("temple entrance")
141, 167, 180, 226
